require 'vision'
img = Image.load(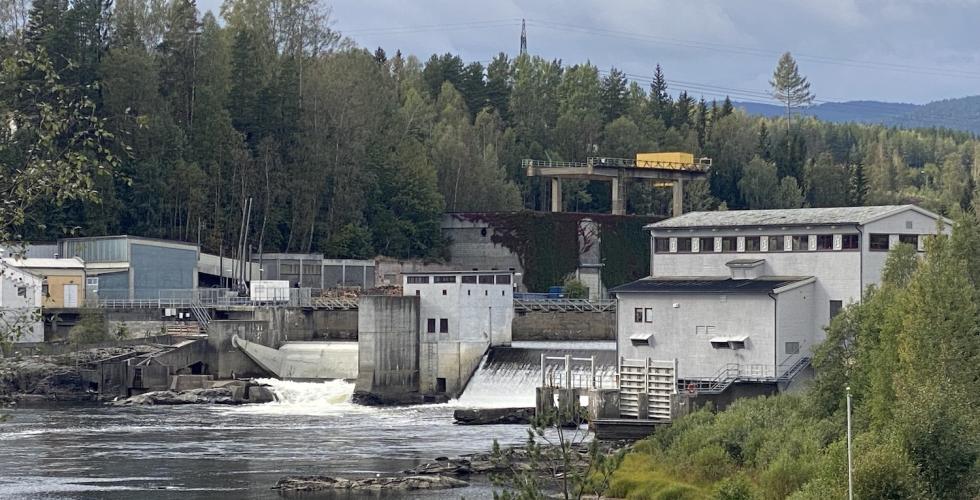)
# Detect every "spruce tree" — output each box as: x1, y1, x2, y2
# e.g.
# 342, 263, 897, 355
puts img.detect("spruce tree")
720, 96, 734, 117
649, 63, 671, 125
770, 52, 814, 121
599, 67, 628, 123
